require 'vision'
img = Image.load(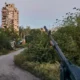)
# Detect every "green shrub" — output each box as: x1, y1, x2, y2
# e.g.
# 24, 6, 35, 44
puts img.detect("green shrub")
0, 48, 9, 55
14, 49, 60, 80
14, 56, 60, 80
0, 30, 11, 50
14, 53, 27, 66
